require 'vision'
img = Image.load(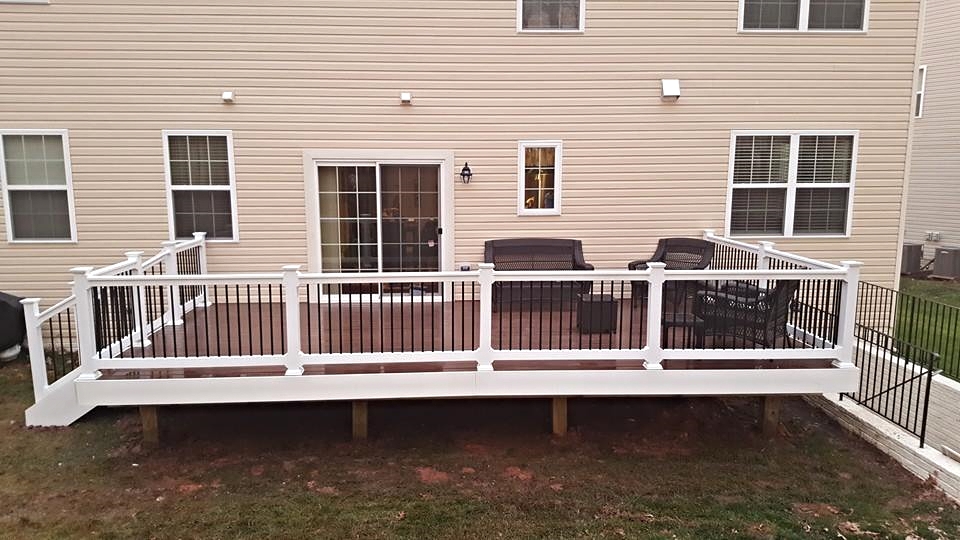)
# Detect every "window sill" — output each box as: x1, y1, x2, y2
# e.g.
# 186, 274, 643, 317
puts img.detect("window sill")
518, 209, 562, 217
7, 239, 77, 245
517, 29, 585, 34
737, 29, 866, 35
729, 234, 851, 240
